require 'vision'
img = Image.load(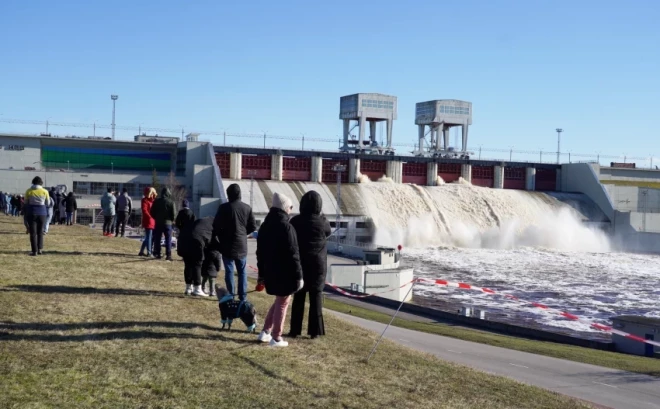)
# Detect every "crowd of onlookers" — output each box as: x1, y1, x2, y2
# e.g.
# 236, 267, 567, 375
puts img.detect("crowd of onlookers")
4, 177, 333, 348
